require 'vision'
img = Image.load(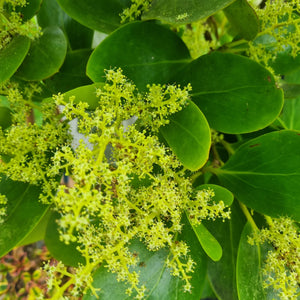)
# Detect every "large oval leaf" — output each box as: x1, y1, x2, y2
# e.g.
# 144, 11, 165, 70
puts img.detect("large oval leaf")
160, 100, 211, 171
84, 215, 207, 299
215, 130, 300, 221
37, 0, 65, 28
143, 0, 235, 24
0, 35, 30, 84
0, 177, 49, 257
236, 222, 266, 300
87, 21, 191, 91
173, 52, 284, 134
223, 0, 259, 41
56, 0, 131, 33
43, 49, 93, 94
16, 26, 67, 81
